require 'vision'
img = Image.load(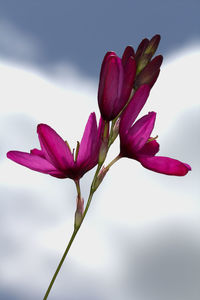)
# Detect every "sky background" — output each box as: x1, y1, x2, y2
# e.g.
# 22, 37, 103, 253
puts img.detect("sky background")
0, 1, 200, 300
